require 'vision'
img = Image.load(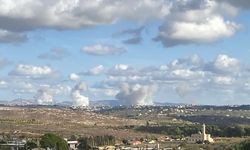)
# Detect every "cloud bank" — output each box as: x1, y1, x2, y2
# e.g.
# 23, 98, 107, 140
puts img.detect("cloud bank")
9, 64, 58, 79
154, 0, 240, 47
1, 54, 250, 105
0, 0, 243, 46
81, 44, 126, 56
